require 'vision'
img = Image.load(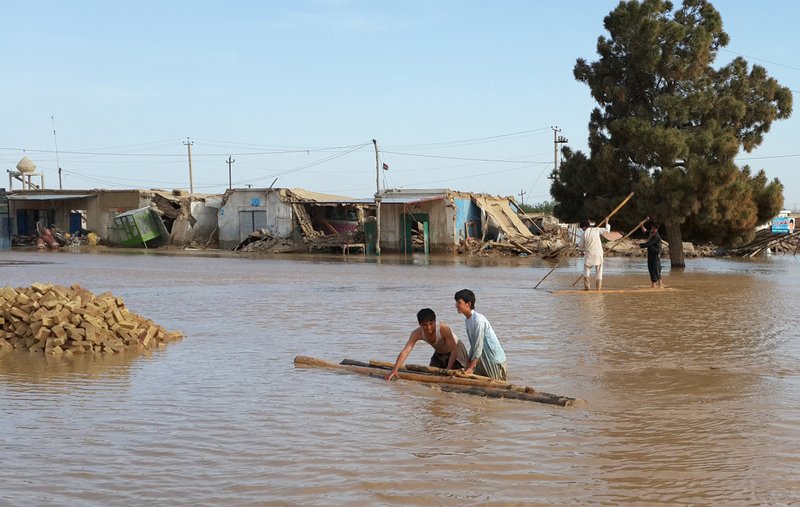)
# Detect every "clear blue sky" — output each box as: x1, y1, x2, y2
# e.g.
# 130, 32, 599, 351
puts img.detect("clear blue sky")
2, 1, 799, 209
